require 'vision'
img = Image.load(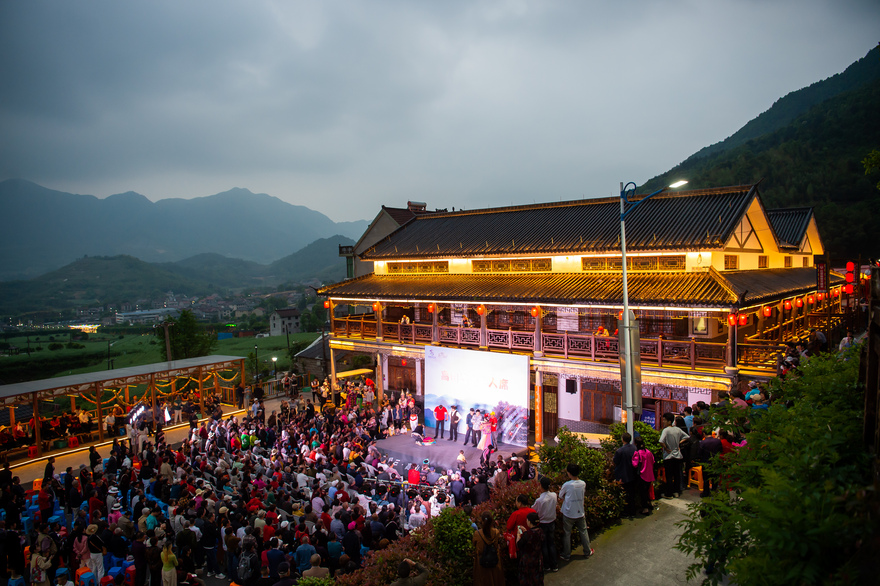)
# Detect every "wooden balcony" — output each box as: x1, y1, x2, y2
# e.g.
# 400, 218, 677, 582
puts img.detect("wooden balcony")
332, 316, 736, 372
